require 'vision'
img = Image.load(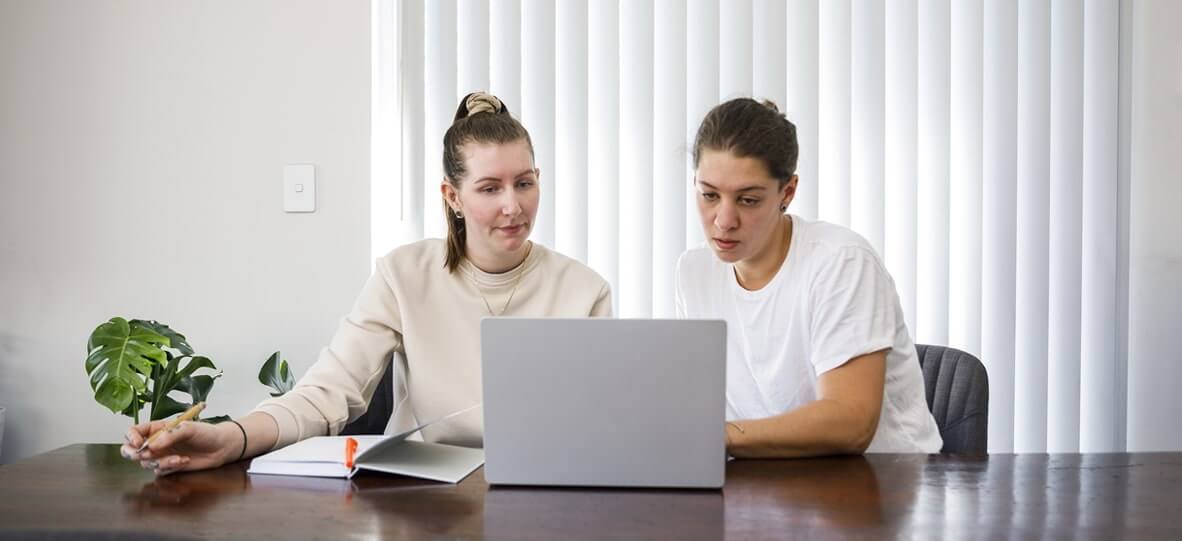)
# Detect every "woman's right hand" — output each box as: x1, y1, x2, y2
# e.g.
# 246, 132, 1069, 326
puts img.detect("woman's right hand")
120, 419, 242, 476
